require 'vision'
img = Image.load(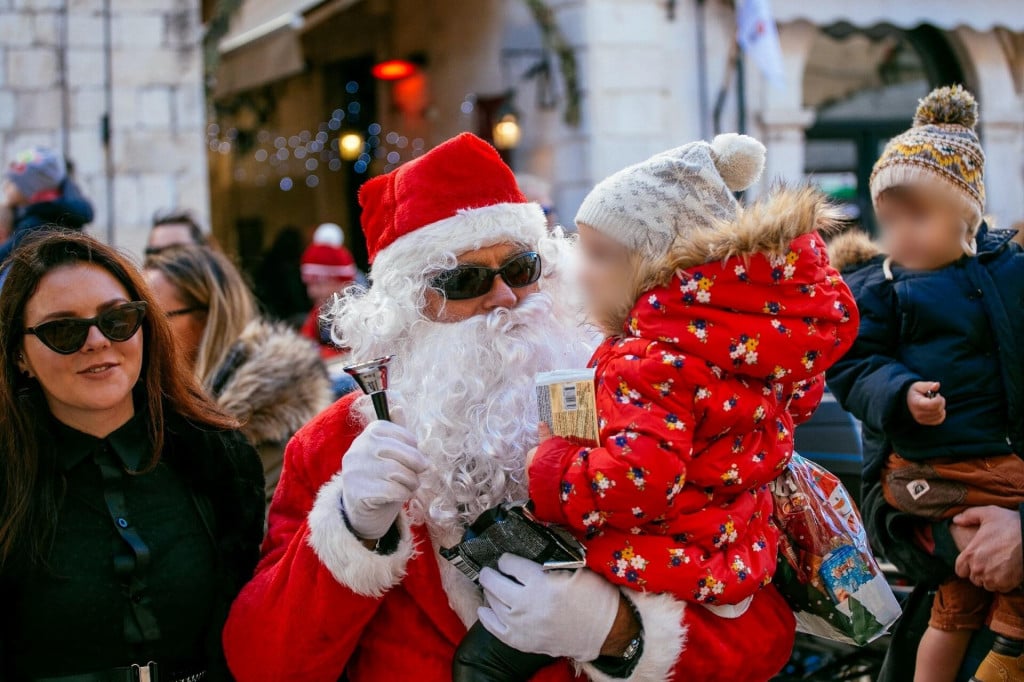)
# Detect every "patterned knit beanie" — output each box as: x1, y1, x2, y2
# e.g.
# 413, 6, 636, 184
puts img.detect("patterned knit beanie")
5, 146, 65, 201
870, 85, 985, 239
575, 133, 766, 260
